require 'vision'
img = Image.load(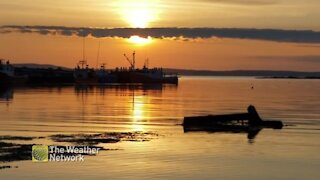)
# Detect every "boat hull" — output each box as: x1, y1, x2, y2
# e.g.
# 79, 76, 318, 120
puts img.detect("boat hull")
0, 72, 13, 87
74, 77, 99, 84
111, 71, 178, 84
